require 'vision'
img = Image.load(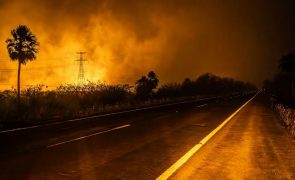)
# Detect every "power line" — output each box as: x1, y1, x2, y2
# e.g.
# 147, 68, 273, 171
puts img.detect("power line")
0, 84, 59, 88
0, 64, 77, 72
0, 58, 78, 64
